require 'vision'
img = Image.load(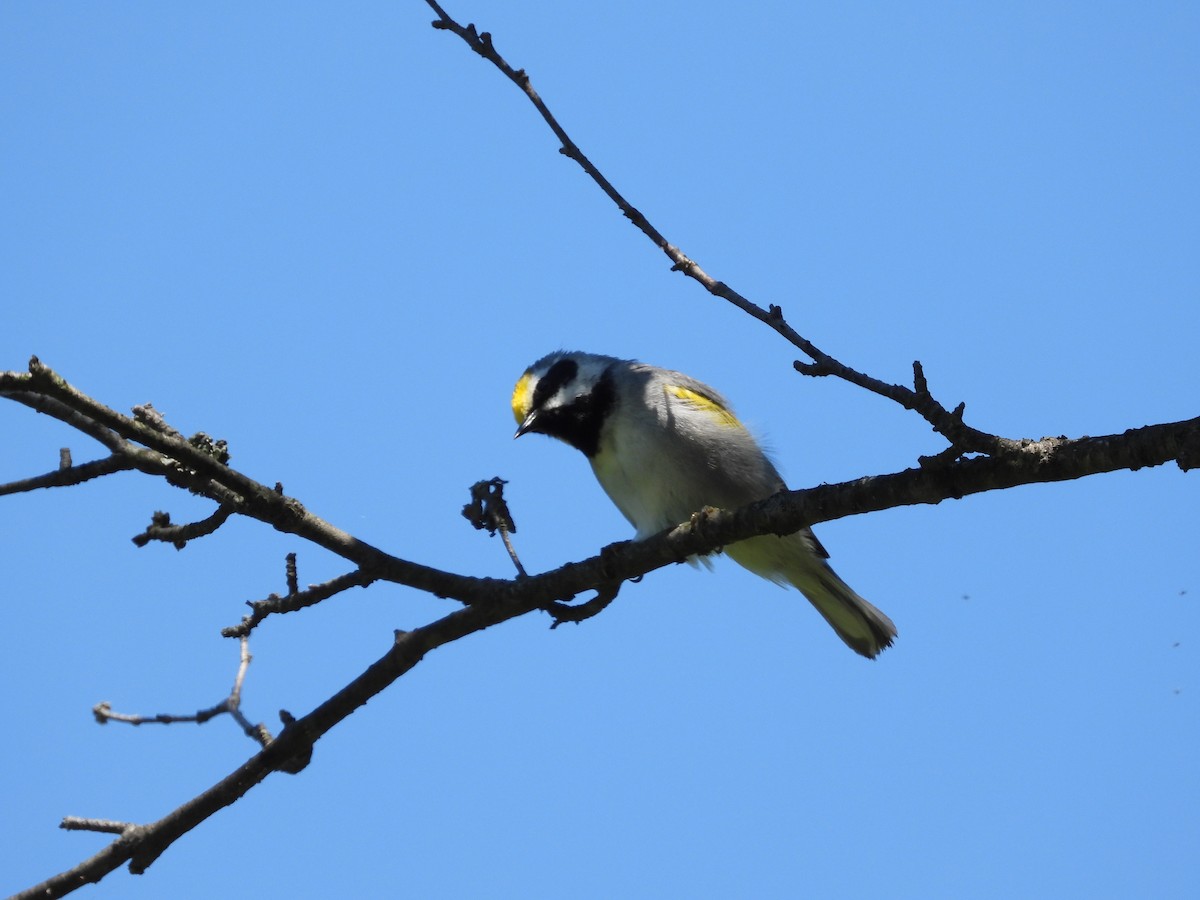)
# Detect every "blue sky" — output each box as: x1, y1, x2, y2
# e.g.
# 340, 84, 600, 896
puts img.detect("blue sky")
2, 2, 1197, 898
